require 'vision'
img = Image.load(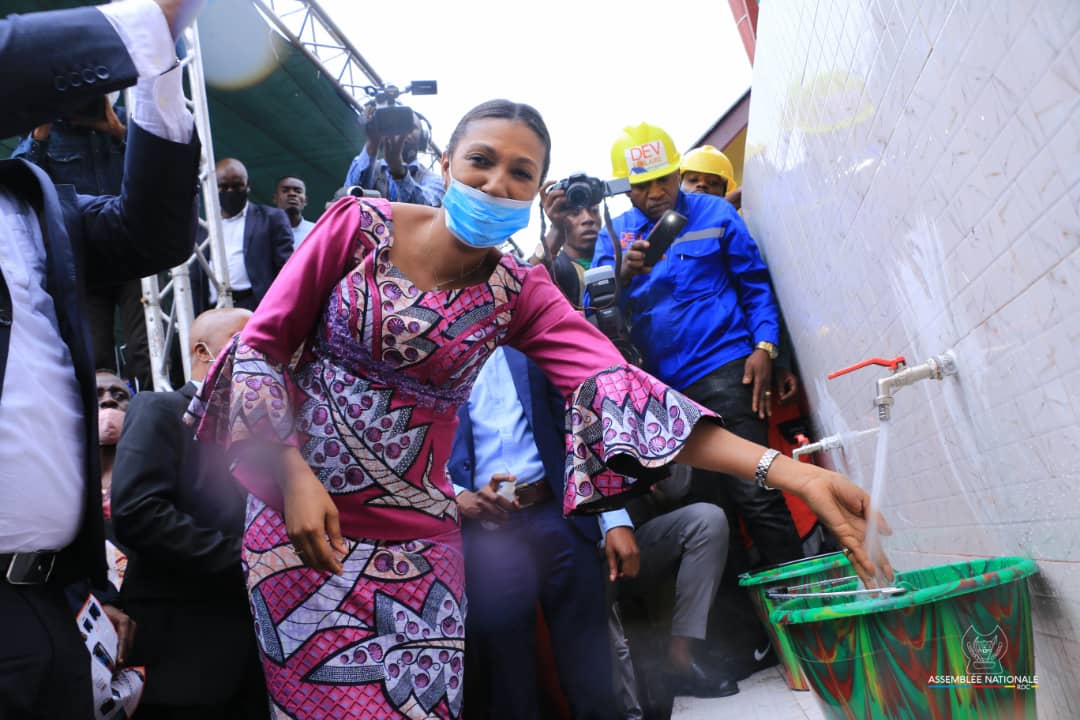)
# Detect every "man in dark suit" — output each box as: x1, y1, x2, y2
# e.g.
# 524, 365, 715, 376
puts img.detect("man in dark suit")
448, 346, 639, 720
111, 307, 267, 719
0, 1, 204, 717
192, 157, 293, 312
